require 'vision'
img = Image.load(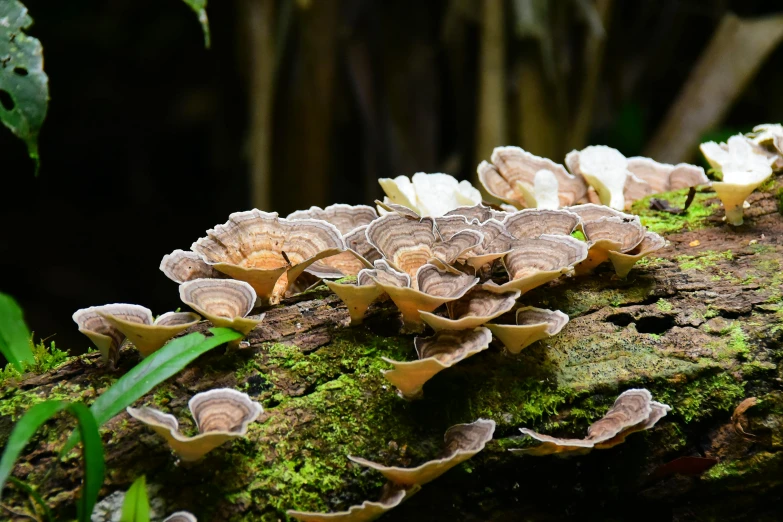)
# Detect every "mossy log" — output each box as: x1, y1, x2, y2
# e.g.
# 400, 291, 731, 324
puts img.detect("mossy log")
2, 183, 783, 521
